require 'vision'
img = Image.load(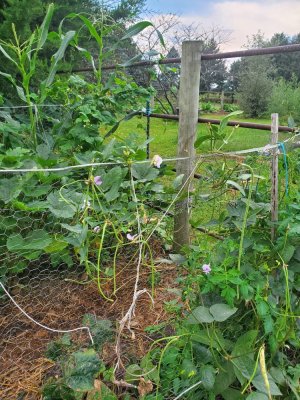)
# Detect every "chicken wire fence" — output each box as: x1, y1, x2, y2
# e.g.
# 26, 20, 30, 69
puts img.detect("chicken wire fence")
0, 138, 298, 399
